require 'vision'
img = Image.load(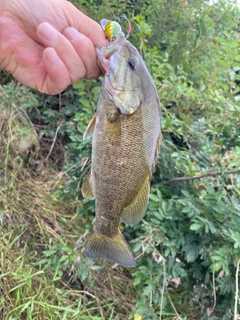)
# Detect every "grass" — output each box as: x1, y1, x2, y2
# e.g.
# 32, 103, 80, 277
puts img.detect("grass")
0, 164, 137, 320
0, 235, 105, 320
